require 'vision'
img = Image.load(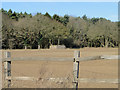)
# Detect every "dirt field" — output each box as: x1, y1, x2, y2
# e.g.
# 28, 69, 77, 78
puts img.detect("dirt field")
1, 48, 118, 88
